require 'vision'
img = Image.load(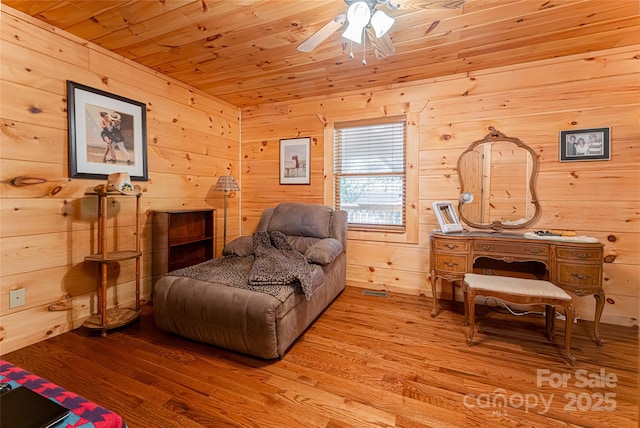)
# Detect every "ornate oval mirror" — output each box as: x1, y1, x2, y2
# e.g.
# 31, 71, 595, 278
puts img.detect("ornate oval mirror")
457, 127, 540, 231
